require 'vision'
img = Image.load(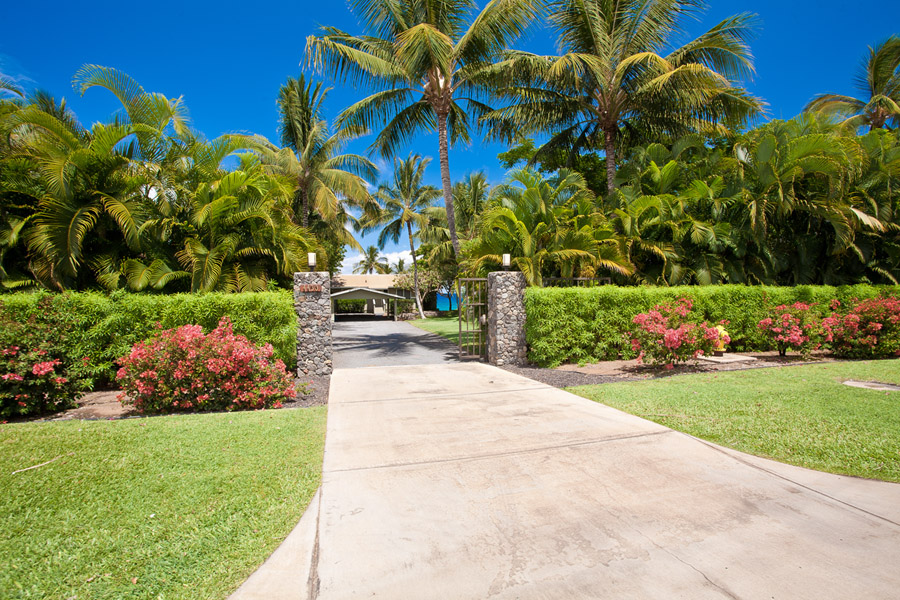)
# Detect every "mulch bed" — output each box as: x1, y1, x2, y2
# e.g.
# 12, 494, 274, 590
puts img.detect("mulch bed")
290, 374, 330, 408
32, 374, 330, 422
502, 351, 837, 389
25, 351, 835, 422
